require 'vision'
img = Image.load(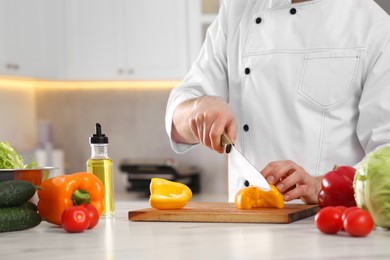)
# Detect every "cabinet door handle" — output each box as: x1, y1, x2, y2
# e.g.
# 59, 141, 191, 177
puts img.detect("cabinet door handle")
5, 63, 19, 70
118, 68, 124, 74
128, 68, 134, 75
